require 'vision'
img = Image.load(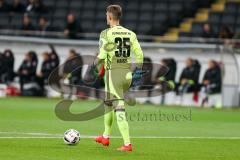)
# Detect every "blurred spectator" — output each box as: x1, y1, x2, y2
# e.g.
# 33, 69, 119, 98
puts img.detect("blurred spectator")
37, 17, 51, 32
33, 0, 46, 13
0, 53, 7, 83
26, 0, 46, 14
64, 13, 82, 39
49, 44, 59, 70
37, 52, 52, 94
0, 0, 10, 12
154, 58, 176, 104
18, 51, 37, 93
155, 58, 176, 83
141, 57, 153, 86
10, 0, 25, 13
177, 58, 201, 95
137, 57, 153, 100
202, 60, 221, 94
47, 44, 60, 90
200, 60, 221, 106
29, 50, 38, 67
63, 49, 83, 98
202, 23, 215, 38
20, 15, 35, 31
84, 53, 105, 98
219, 25, 234, 39
3, 49, 15, 82
63, 49, 83, 84
38, 52, 51, 81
